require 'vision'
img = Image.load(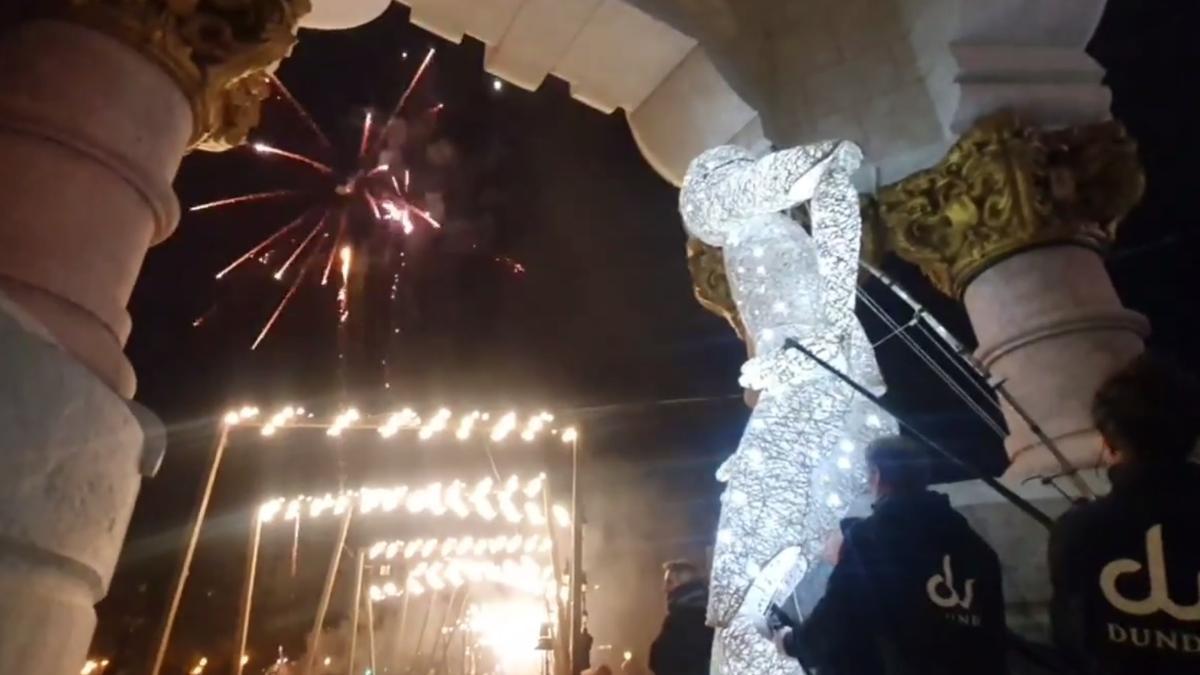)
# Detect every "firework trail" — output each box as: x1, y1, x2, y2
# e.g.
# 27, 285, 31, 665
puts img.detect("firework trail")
188, 48, 526, 361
